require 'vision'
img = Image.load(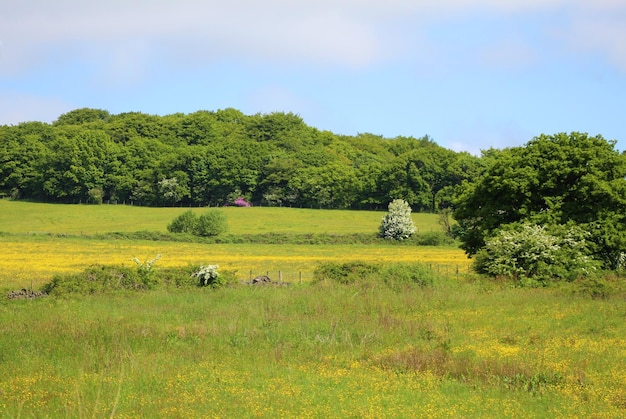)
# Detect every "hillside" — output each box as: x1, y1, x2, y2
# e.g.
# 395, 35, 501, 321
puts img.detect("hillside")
0, 108, 481, 210
0, 200, 442, 235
